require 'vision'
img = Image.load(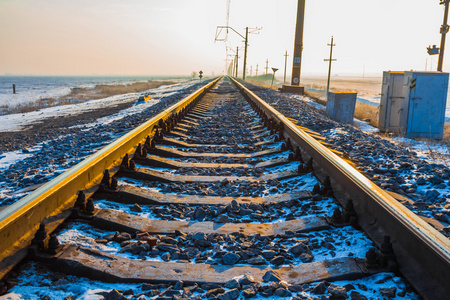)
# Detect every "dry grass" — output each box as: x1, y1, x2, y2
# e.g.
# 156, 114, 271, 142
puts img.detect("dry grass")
304, 91, 326, 106
354, 102, 379, 127
443, 123, 450, 143
46, 80, 176, 102
0, 105, 9, 115
16, 98, 85, 114
245, 78, 280, 91
426, 143, 450, 166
